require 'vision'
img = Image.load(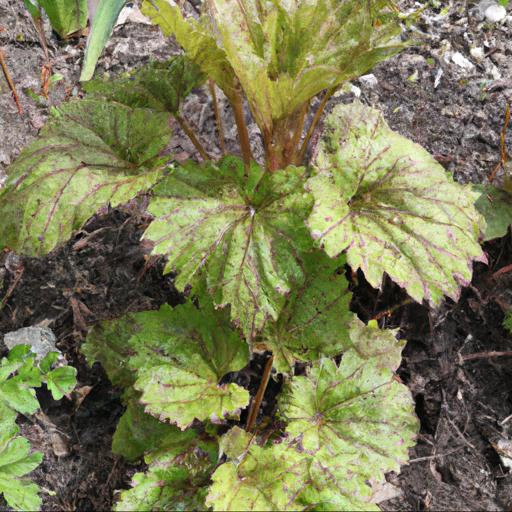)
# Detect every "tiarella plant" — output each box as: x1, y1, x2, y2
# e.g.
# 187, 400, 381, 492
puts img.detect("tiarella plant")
0, 346, 77, 511
0, 1, 488, 510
